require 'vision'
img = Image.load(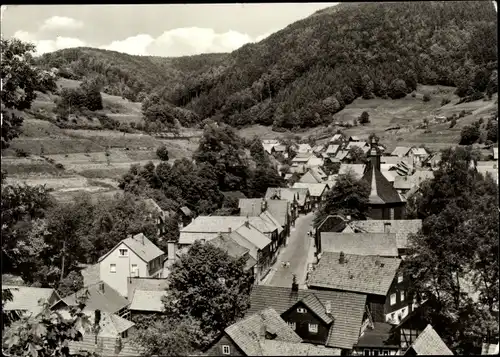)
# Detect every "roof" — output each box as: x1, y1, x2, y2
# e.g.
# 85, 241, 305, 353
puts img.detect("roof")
355, 322, 399, 348
320, 233, 398, 257
273, 145, 286, 152
239, 198, 266, 217
482, 342, 499, 355
247, 285, 367, 349
258, 340, 340, 355
326, 144, 340, 154
409, 324, 453, 355
98, 233, 164, 263
127, 277, 169, 300
308, 252, 401, 296
209, 233, 250, 258
477, 165, 499, 184
393, 171, 434, 190
60, 281, 129, 314
293, 153, 313, 162
2, 286, 58, 315
330, 134, 343, 142
259, 210, 284, 234
59, 310, 134, 337
143, 198, 164, 215
297, 294, 333, 324
349, 136, 361, 141
339, 164, 366, 179
297, 144, 313, 152
180, 216, 248, 244
129, 290, 166, 312
292, 183, 327, 197
412, 148, 428, 156
313, 144, 325, 153
265, 188, 297, 204
347, 220, 422, 250
380, 156, 413, 166
222, 191, 247, 200
299, 170, 323, 184
265, 200, 289, 227
362, 162, 405, 204
391, 146, 412, 157
180, 206, 192, 216
289, 187, 309, 206
263, 143, 278, 154
80, 264, 100, 287
346, 141, 368, 150
335, 150, 349, 161
493, 147, 498, 160
235, 222, 272, 250
225, 308, 302, 356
